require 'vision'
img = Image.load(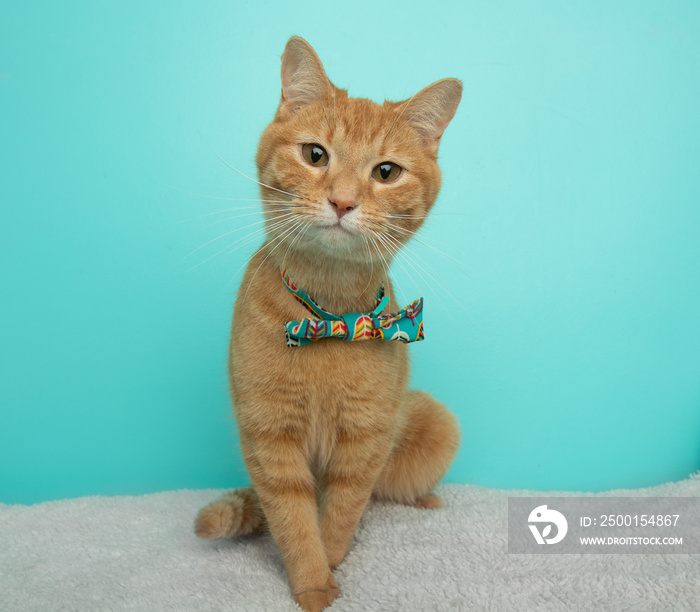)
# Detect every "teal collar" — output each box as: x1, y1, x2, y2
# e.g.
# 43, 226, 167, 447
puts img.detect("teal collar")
281, 269, 424, 347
